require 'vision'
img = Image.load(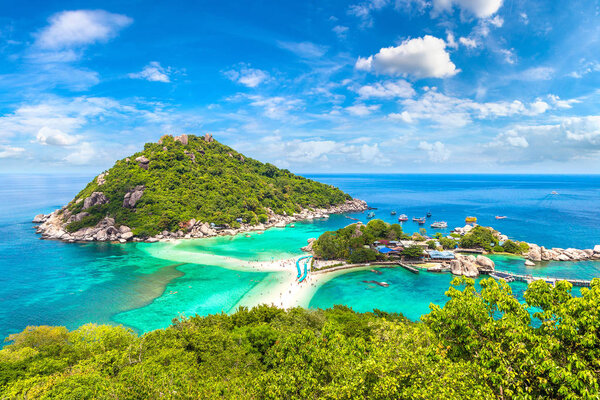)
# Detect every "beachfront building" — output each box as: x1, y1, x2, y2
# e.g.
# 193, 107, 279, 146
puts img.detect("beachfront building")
426, 250, 455, 260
